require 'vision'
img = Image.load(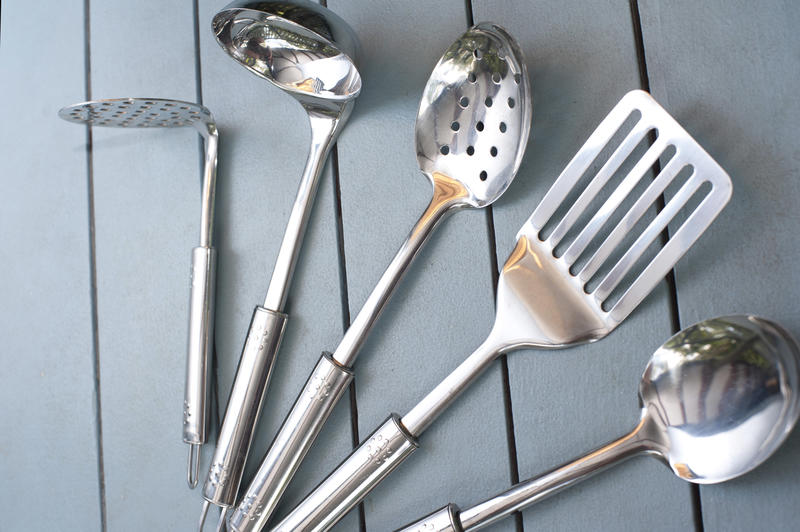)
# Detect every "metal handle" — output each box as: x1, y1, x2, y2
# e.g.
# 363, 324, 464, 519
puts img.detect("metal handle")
184, 247, 217, 445
271, 415, 418, 532
227, 353, 354, 532
202, 306, 288, 507
184, 246, 217, 487
395, 504, 462, 532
